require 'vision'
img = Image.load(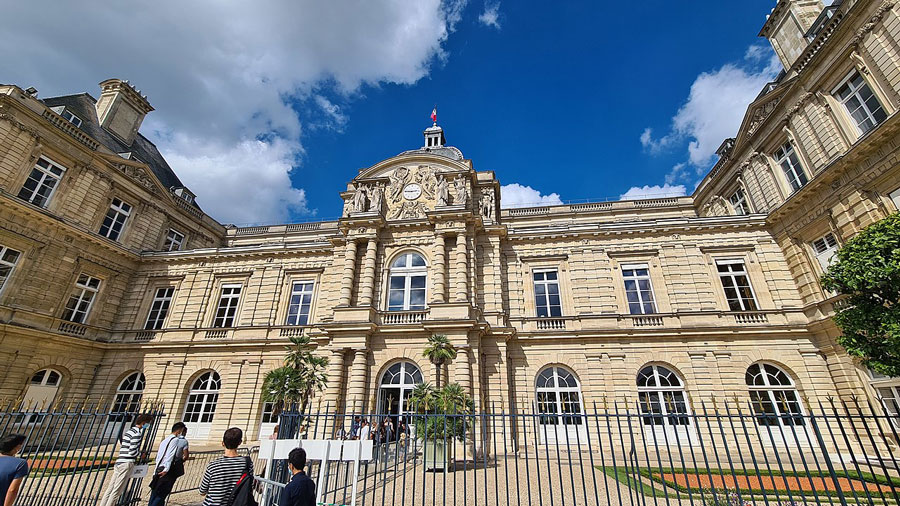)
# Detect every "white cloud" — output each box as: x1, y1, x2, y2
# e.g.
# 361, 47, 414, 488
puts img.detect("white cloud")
640, 44, 781, 171
500, 183, 563, 208
620, 184, 687, 200
0, 0, 468, 223
664, 162, 688, 185
478, 1, 501, 29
